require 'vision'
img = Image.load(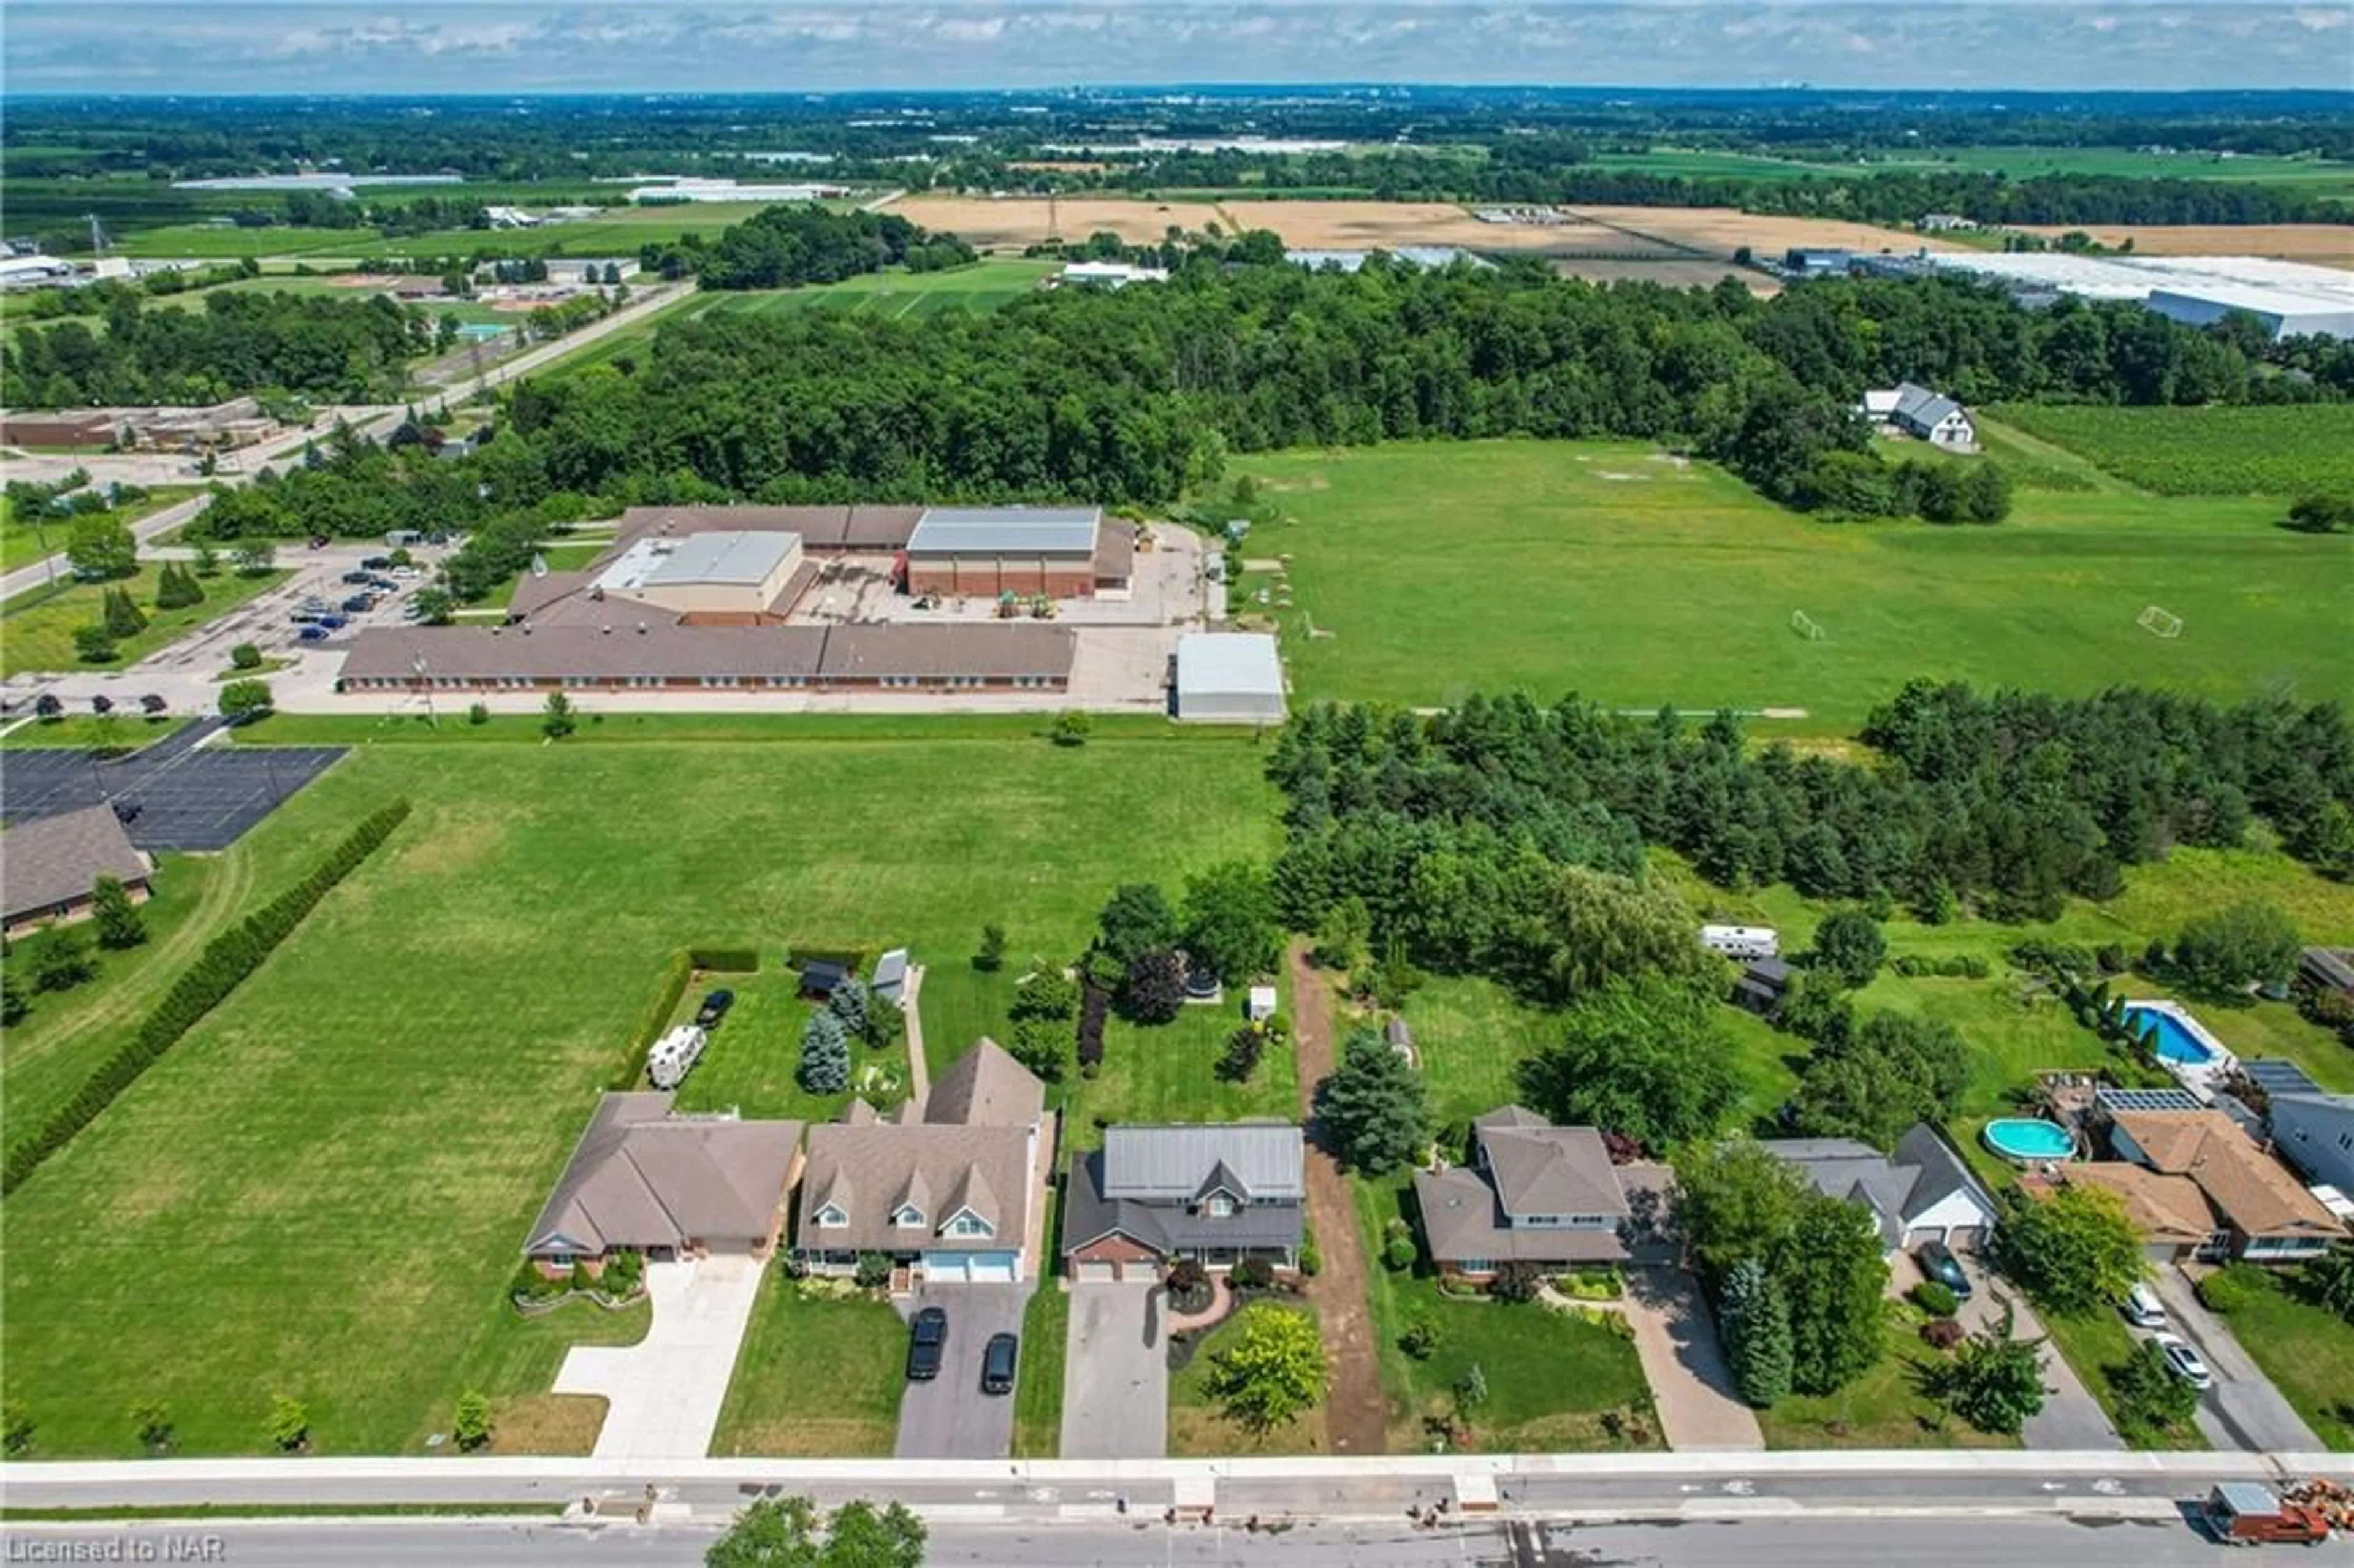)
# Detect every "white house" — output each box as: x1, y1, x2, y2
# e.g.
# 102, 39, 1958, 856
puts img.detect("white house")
1860, 382, 1976, 449
1763, 1124, 2000, 1254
